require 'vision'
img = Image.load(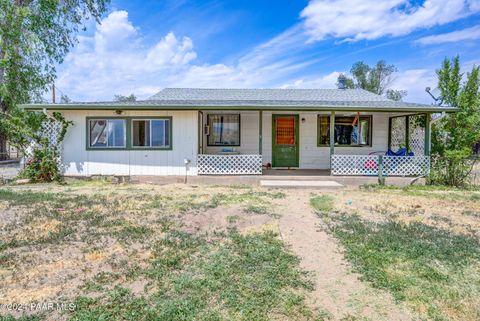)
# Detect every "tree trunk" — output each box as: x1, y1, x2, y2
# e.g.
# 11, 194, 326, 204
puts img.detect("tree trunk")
0, 132, 7, 161
0, 51, 7, 160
